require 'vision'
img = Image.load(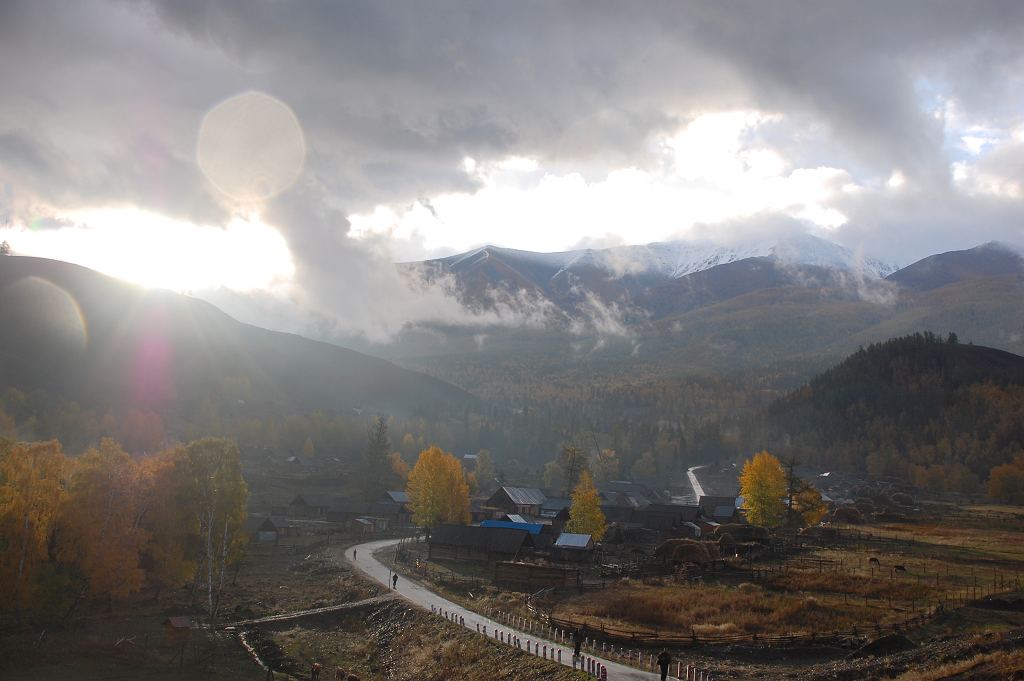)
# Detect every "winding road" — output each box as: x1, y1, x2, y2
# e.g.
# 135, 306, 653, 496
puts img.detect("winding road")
346, 538, 662, 680
686, 465, 707, 500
